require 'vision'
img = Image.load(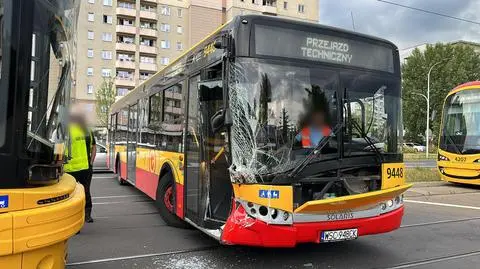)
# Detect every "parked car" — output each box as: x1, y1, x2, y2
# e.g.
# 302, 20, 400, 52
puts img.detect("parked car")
403, 142, 426, 152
